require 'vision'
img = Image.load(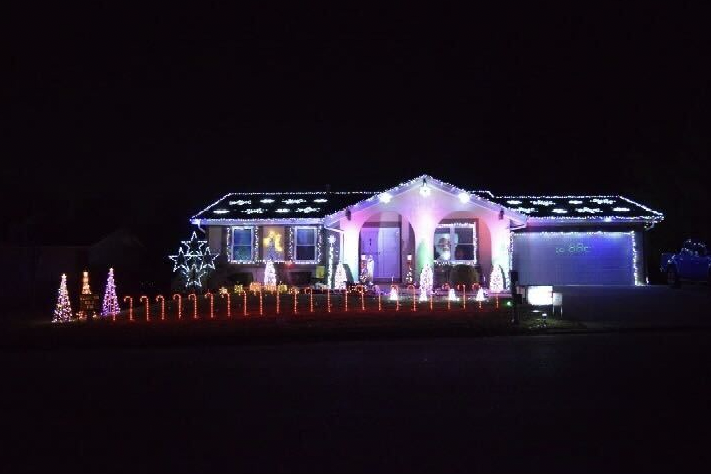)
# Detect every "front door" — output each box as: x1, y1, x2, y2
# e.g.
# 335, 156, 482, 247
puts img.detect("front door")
360, 227, 401, 281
